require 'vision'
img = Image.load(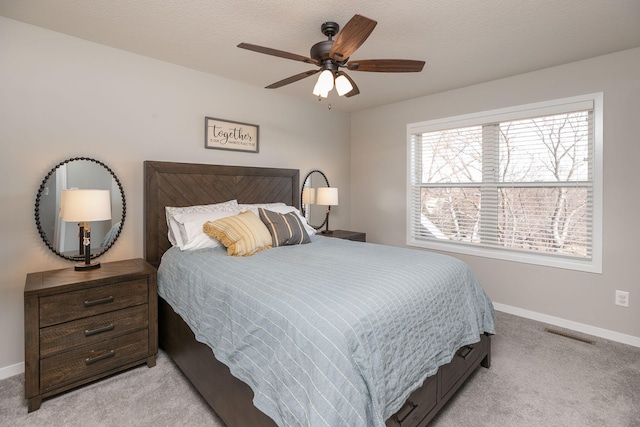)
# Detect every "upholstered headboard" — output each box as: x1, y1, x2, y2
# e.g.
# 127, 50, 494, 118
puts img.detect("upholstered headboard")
143, 161, 299, 267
